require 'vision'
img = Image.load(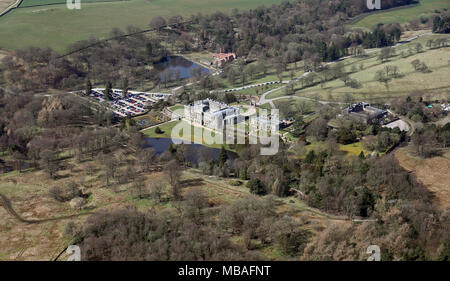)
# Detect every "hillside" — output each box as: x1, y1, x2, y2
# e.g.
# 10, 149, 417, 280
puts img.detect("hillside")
395, 146, 450, 209
350, 0, 450, 29
266, 33, 450, 103
0, 162, 343, 260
